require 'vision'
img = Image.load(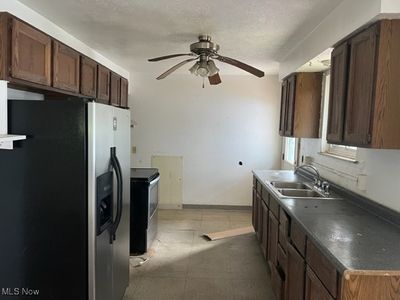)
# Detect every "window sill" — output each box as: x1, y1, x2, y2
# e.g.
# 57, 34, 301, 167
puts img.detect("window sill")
318, 152, 358, 164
